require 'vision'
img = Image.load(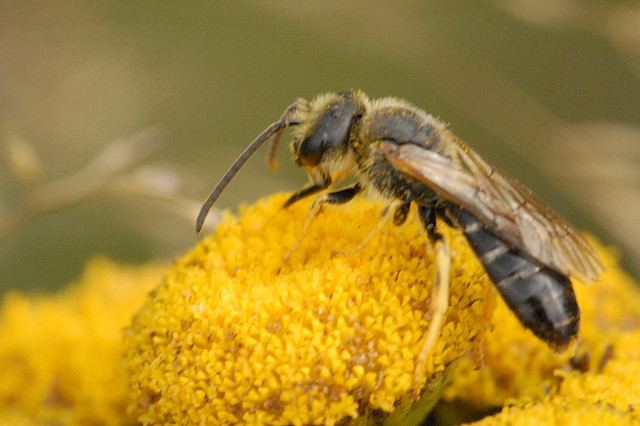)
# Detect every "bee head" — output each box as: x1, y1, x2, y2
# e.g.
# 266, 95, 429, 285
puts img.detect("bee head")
195, 90, 367, 232
290, 91, 368, 184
